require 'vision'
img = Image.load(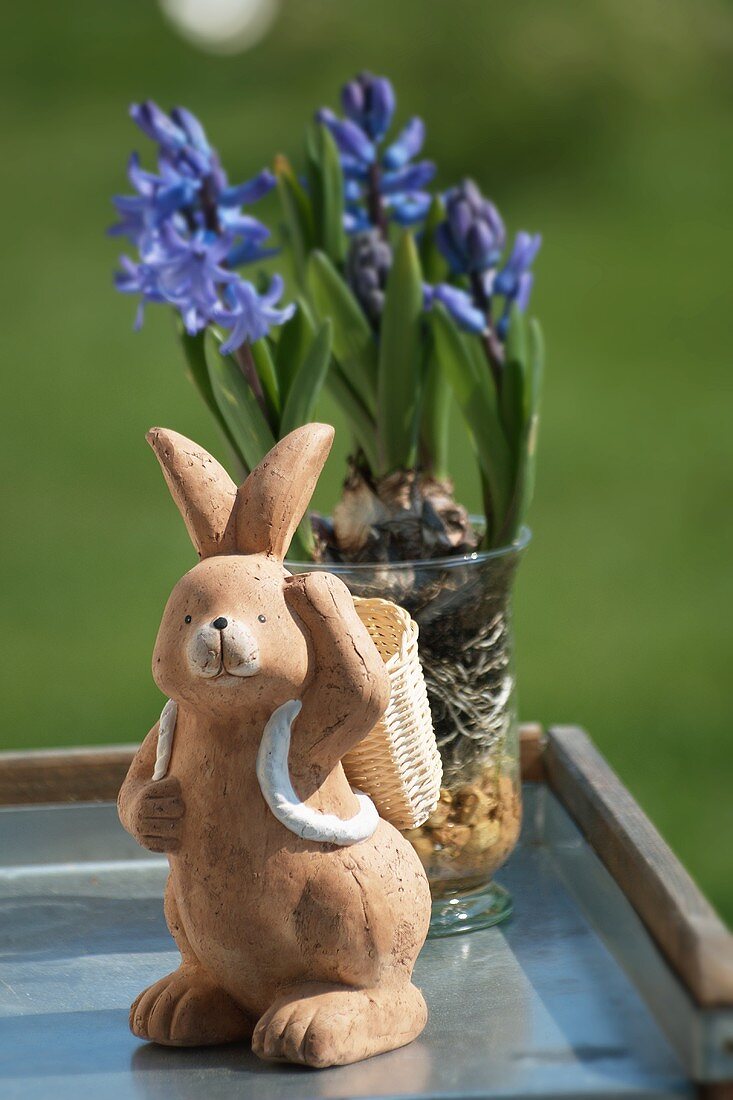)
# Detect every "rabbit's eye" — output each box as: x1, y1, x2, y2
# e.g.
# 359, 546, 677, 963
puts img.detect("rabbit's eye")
258, 614, 267, 623
184, 615, 192, 624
